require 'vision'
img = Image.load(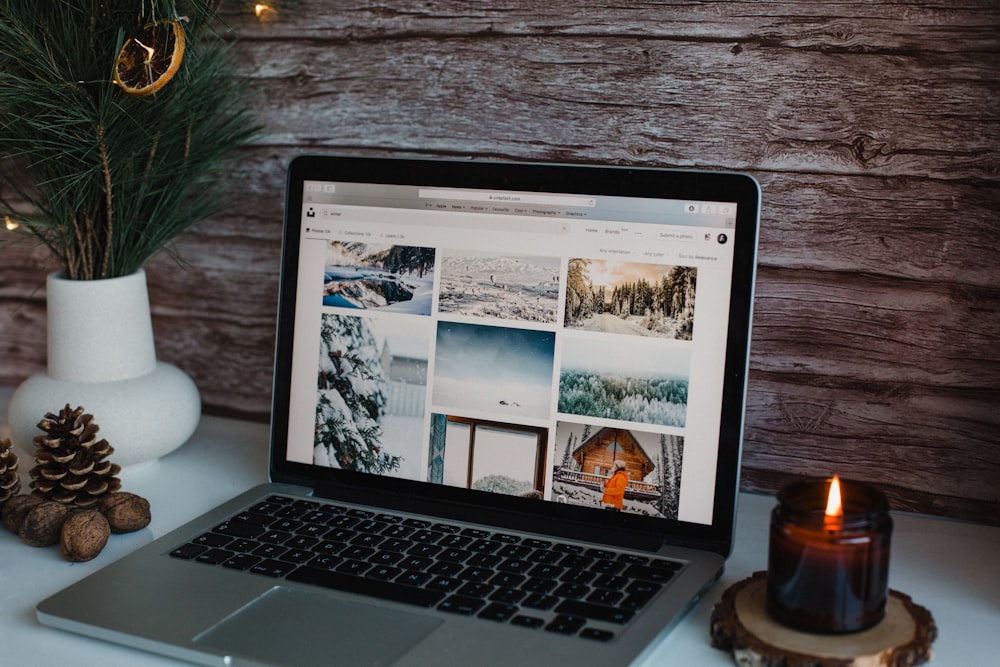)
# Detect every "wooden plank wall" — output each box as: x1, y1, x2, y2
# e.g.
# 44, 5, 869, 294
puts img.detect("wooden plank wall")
2, 1, 997, 524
